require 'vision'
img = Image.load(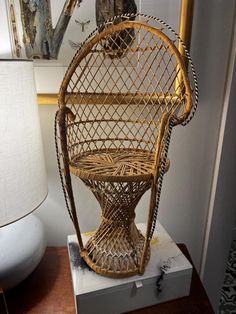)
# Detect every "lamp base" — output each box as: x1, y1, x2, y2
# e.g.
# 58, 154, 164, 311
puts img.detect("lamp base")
0, 214, 46, 290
